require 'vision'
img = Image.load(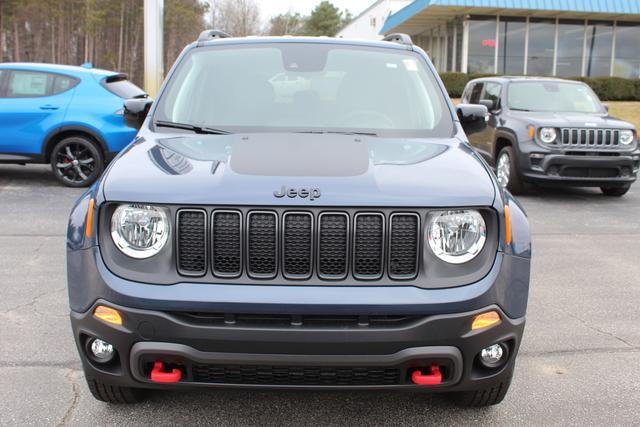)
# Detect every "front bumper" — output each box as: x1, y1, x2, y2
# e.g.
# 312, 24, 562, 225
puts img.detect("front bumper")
517, 145, 639, 187
71, 301, 524, 391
